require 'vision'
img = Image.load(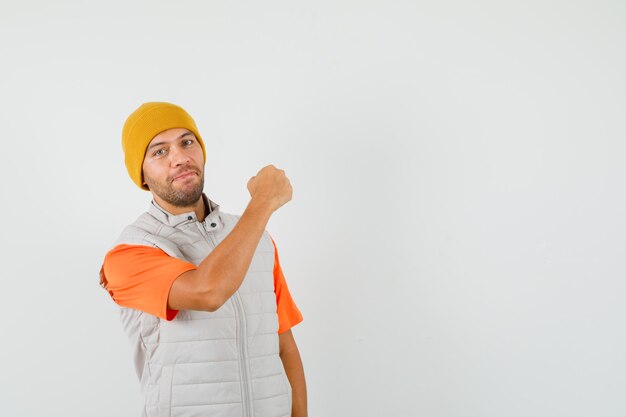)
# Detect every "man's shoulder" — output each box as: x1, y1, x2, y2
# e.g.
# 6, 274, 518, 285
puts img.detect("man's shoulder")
114, 217, 188, 260
115, 212, 162, 246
